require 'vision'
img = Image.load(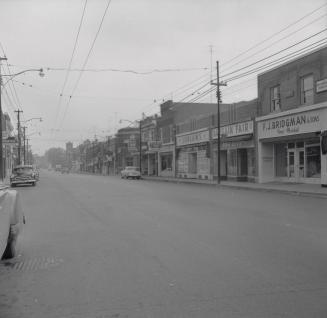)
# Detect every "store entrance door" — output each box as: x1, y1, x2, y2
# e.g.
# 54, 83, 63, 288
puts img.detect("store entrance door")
287, 148, 304, 181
